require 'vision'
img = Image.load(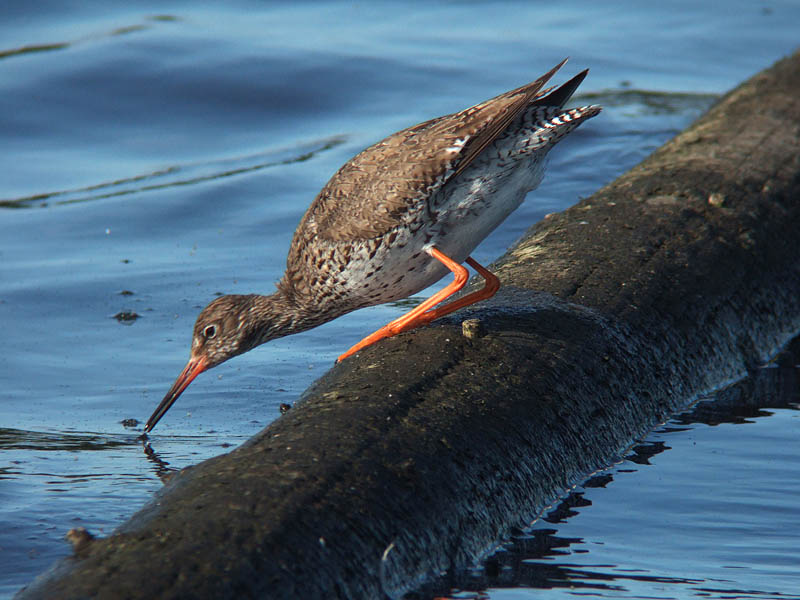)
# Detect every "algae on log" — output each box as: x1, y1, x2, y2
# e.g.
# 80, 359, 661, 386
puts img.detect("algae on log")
17, 51, 800, 599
